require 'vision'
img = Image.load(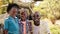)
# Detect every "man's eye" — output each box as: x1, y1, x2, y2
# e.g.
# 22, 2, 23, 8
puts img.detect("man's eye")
33, 16, 35, 17
37, 15, 39, 17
